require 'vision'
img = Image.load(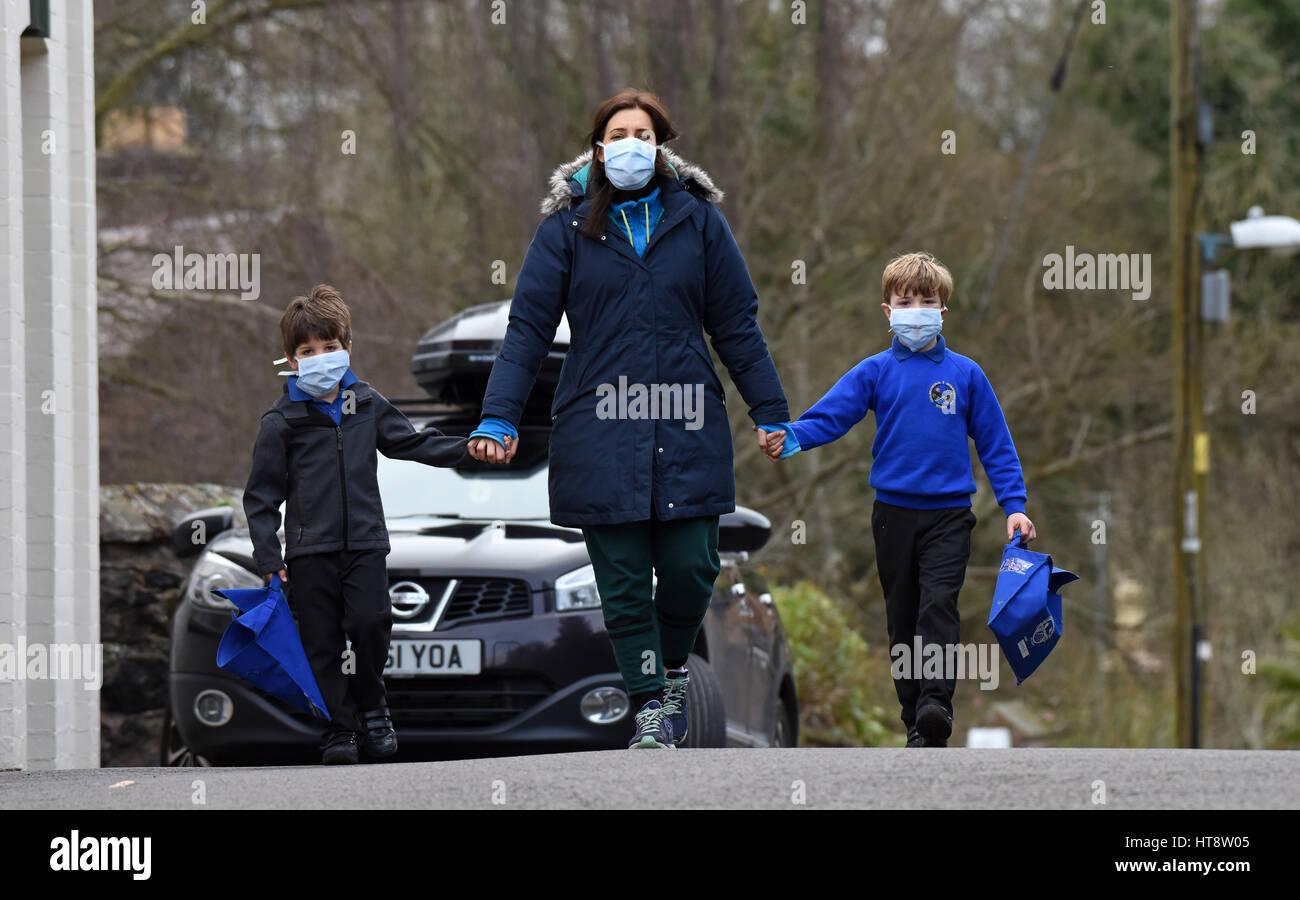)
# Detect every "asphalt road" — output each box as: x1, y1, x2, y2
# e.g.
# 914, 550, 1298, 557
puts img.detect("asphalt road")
2, 748, 1297, 809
